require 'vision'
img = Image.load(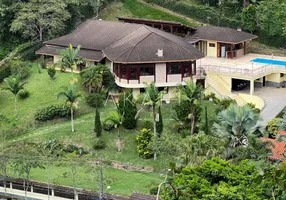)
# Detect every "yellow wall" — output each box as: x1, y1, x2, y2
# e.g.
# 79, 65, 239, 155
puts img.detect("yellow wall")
266, 73, 281, 83
206, 40, 217, 57
105, 58, 112, 71
133, 88, 140, 99
239, 93, 264, 109
54, 55, 61, 63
